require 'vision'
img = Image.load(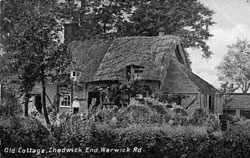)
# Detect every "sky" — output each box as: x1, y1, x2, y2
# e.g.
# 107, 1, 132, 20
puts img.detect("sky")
189, 0, 250, 89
